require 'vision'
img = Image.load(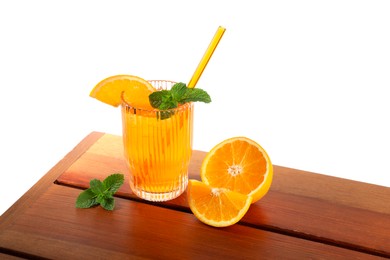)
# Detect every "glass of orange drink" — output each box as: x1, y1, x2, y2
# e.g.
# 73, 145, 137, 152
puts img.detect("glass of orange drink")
90, 27, 224, 202
121, 80, 194, 201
